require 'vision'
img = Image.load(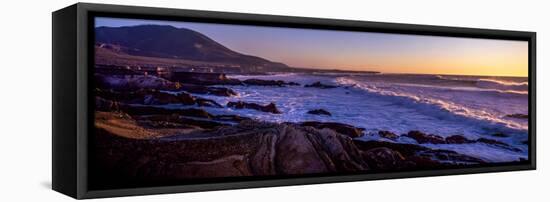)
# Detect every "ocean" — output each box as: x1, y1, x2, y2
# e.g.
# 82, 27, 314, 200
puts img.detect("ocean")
168, 72, 529, 163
